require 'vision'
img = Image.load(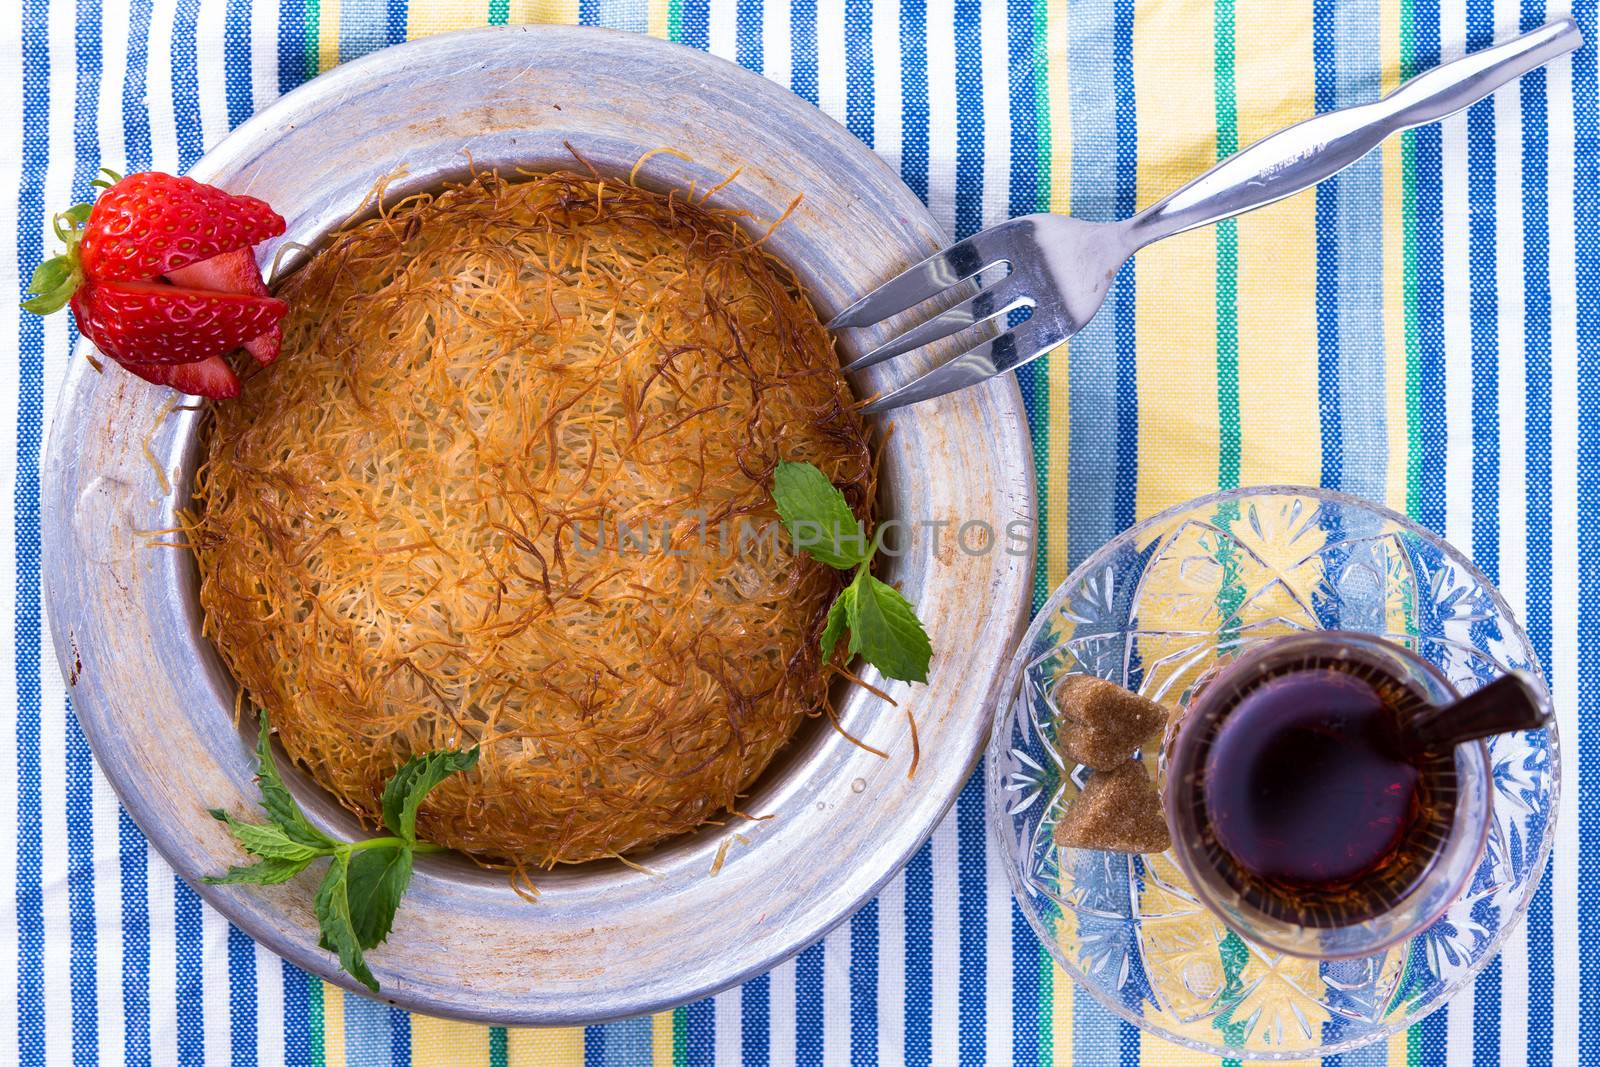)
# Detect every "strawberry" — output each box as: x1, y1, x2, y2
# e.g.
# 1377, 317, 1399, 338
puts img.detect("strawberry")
78, 172, 284, 282
22, 168, 288, 397
117, 356, 241, 400
70, 280, 285, 365
165, 248, 281, 363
